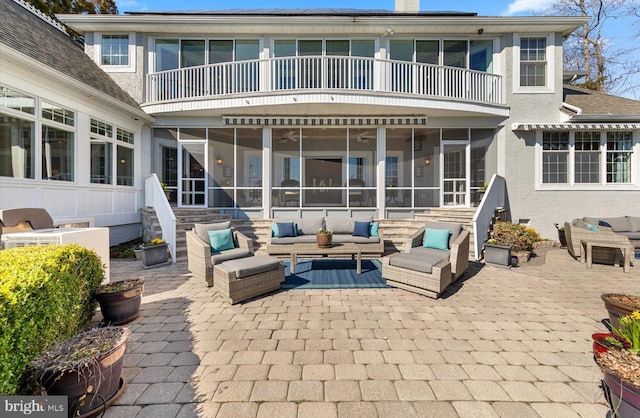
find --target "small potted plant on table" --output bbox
[140,237,169,268]
[316,228,333,248]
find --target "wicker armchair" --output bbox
[186,228,254,287]
[382,225,470,299]
[564,221,633,265]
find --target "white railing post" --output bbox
[145,173,177,264]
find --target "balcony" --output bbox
[146,56,503,107]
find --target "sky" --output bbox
[116,0,553,16]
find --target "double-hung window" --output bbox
[42,102,75,182]
[520,37,547,87]
[542,132,569,184]
[97,33,135,72]
[607,132,633,183]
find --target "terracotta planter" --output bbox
[316,233,333,248]
[32,327,129,417]
[95,278,145,325]
[484,243,512,267]
[141,243,169,268]
[603,371,640,418]
[602,293,640,331]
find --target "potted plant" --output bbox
[27,326,130,417]
[602,293,640,330]
[597,311,640,417]
[140,237,169,268]
[484,222,538,267]
[95,278,144,325]
[484,238,512,267]
[554,223,567,248]
[316,228,333,248]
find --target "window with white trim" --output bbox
[90,118,134,186]
[542,132,568,184]
[520,37,547,87]
[607,132,632,183]
[541,131,635,186]
[101,34,129,66]
[42,101,74,126]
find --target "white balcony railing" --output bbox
[146,56,503,105]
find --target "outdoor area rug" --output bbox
[281,259,389,289]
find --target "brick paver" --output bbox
[106,248,636,417]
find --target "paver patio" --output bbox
[103,248,638,417]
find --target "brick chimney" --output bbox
[395,0,419,13]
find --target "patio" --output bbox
[103,249,637,417]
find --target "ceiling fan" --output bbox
[276,129,301,142]
[353,130,375,143]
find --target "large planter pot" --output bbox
[141,243,169,268]
[602,293,640,331]
[95,278,145,325]
[316,233,333,248]
[30,327,129,417]
[484,243,512,267]
[558,229,567,248]
[603,371,640,418]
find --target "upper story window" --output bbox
[154,38,261,72]
[540,130,635,187]
[520,37,547,87]
[514,34,553,92]
[95,33,135,72]
[388,39,494,72]
[0,86,35,114]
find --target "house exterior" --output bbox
[2,0,639,244]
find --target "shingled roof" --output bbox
[564,84,640,116]
[0,0,142,111]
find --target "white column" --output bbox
[377,127,386,217]
[262,127,271,218]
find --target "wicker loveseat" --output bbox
[186,221,254,286]
[381,221,470,299]
[564,219,634,265]
[266,216,384,257]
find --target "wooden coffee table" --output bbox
[290,243,362,274]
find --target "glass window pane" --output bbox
[155,39,179,71]
[443,40,467,68]
[101,34,129,66]
[416,40,439,64]
[42,102,74,126]
[298,40,322,56]
[0,86,35,114]
[209,40,233,64]
[352,40,375,58]
[389,40,413,61]
[181,40,205,68]
[236,40,260,61]
[0,114,34,179]
[520,37,546,87]
[90,142,112,184]
[116,128,135,144]
[42,125,74,182]
[470,40,493,72]
[414,128,440,188]
[117,146,134,186]
[274,40,296,57]
[327,40,350,56]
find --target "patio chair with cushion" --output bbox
[186,221,254,286]
[382,221,470,298]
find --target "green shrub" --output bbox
[491,222,539,252]
[0,244,104,395]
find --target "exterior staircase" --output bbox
[142,207,479,263]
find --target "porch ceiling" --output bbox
[142,92,510,119]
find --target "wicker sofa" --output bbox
[381,221,470,299]
[564,219,634,265]
[186,221,254,286]
[266,216,384,257]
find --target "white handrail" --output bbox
[472,174,508,261]
[146,56,502,104]
[145,173,177,264]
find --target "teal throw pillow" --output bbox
[586,223,600,232]
[369,222,380,237]
[271,223,279,237]
[208,228,235,253]
[423,227,450,250]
